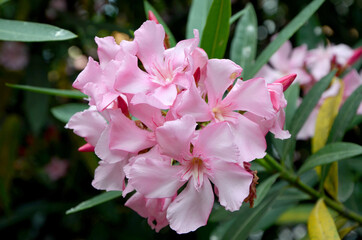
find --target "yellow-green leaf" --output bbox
[308,199,340,240]
[312,78,344,153]
[338,224,358,239]
[312,78,344,199]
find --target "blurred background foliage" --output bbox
[0,0,361,239]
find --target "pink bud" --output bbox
[148,10,159,24]
[78,143,95,152]
[274,73,297,92]
[347,47,362,66]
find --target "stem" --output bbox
[264,154,362,224]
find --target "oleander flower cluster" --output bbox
[66,20,295,234]
[256,40,362,139]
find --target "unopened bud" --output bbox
[148,10,159,24]
[274,73,297,92]
[78,143,95,152]
[347,47,362,66]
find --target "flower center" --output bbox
[212,107,225,122]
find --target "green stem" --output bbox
[264,154,362,224]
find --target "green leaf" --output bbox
[307,199,340,240]
[229,8,246,25]
[6,83,87,99]
[298,142,362,174]
[200,0,231,59]
[285,82,300,130]
[253,173,279,207]
[295,15,325,49]
[143,1,176,47]
[338,161,354,203]
[51,103,88,123]
[221,190,280,240]
[0,0,10,6]
[0,19,77,42]
[327,84,362,143]
[230,3,257,77]
[282,70,336,168]
[186,0,213,39]
[66,191,123,214]
[244,0,325,79]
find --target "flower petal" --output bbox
[211,160,253,211]
[128,103,165,130]
[167,177,214,234]
[134,20,165,72]
[109,109,155,153]
[128,155,184,198]
[193,122,239,163]
[92,160,126,191]
[231,115,267,162]
[156,115,196,160]
[224,78,275,119]
[65,108,107,146]
[205,59,242,106]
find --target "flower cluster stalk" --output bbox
[264,154,362,224]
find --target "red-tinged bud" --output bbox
[347,47,362,66]
[148,10,159,24]
[274,73,297,92]
[78,143,95,152]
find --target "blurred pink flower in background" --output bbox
[0,42,29,71]
[44,157,69,181]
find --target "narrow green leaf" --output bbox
[143,1,176,47]
[285,83,300,130]
[51,103,88,123]
[253,173,280,207]
[0,19,77,42]
[282,71,336,168]
[230,3,257,77]
[229,8,246,25]
[245,0,325,79]
[298,142,362,174]
[200,0,231,59]
[6,83,87,99]
[221,190,280,240]
[327,85,362,143]
[186,0,213,39]
[66,191,122,214]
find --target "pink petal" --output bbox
[205,59,242,106]
[114,54,152,94]
[95,36,121,67]
[95,126,129,164]
[290,44,307,68]
[167,177,214,234]
[231,115,267,162]
[128,155,184,198]
[210,160,253,211]
[224,78,275,119]
[269,109,291,139]
[65,108,107,146]
[343,69,362,98]
[156,115,196,160]
[131,84,178,109]
[128,103,165,130]
[270,40,292,72]
[171,80,212,122]
[134,21,165,72]
[109,109,155,153]
[92,160,126,191]
[193,122,239,163]
[255,65,283,84]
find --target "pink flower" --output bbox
[306,44,354,81]
[256,40,311,85]
[127,21,200,109]
[0,42,29,71]
[127,116,253,233]
[45,157,69,181]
